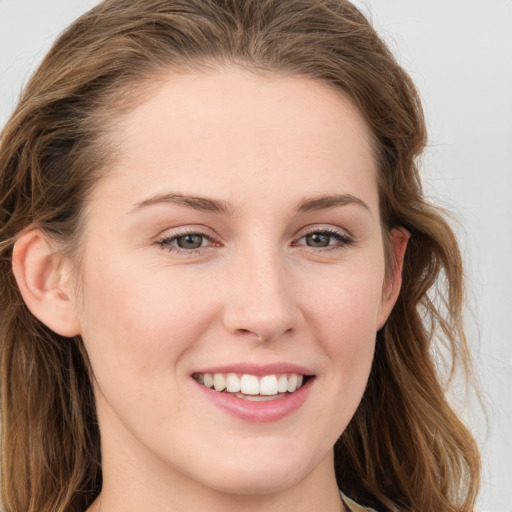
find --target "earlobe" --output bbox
[12,229,81,337]
[377,227,410,330]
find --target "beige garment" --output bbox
[341,491,379,512]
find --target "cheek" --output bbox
[306,261,384,342]
[76,259,223,444]
[305,262,383,393]
[77,252,218,387]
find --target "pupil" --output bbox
[307,233,330,247]
[177,234,203,249]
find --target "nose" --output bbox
[222,249,304,343]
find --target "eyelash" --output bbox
[155,227,354,255]
[293,227,354,252]
[155,229,218,255]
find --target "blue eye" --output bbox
[155,227,351,255]
[296,229,352,249]
[156,231,213,253]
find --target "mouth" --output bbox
[192,372,311,402]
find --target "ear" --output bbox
[376,227,410,330]
[12,229,81,337]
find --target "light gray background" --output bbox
[1,1,511,511]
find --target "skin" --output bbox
[13,68,407,512]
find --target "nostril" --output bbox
[234,328,271,341]
[234,327,295,343]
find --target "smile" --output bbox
[193,372,306,401]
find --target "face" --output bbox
[72,69,401,496]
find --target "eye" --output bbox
[173,233,209,249]
[155,229,218,254]
[304,232,333,248]
[294,228,353,250]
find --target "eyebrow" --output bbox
[296,193,370,214]
[130,192,369,215]
[130,192,235,215]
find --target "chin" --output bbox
[204,468,304,496]
[187,447,321,496]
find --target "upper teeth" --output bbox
[194,373,304,396]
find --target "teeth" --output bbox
[196,372,306,397]
[240,374,259,395]
[226,373,241,392]
[259,375,278,395]
[287,374,298,393]
[278,374,288,393]
[213,373,226,392]
[238,393,283,401]
[203,374,214,388]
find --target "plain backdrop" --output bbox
[1,1,511,511]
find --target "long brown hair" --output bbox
[0,1,480,511]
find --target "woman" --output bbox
[0,1,480,511]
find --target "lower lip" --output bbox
[195,378,313,423]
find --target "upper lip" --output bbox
[192,362,314,377]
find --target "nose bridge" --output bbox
[223,243,302,342]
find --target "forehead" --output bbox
[92,68,378,213]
